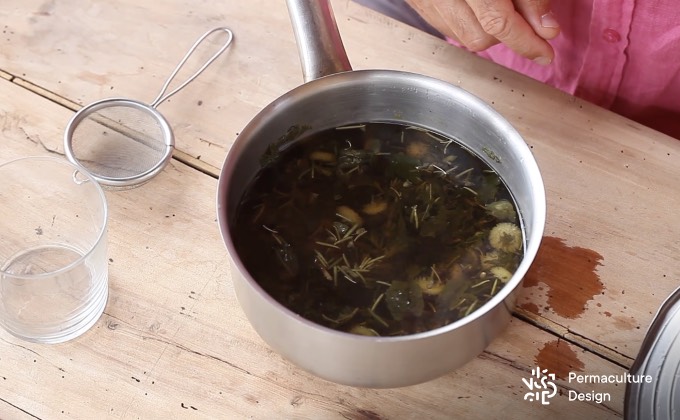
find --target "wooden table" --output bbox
[1,1,678,418]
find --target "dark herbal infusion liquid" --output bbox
[233,122,524,336]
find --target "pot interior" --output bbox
[220,69,545,314]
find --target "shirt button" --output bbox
[602,29,621,43]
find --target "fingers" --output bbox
[430,0,499,52]
[513,0,560,40]
[404,1,468,45]
[467,0,555,63]
[405,0,558,64]
[406,0,499,51]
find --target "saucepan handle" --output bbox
[286,0,353,82]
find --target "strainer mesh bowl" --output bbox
[66,99,173,186]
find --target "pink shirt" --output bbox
[462,0,680,139]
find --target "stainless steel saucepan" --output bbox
[217,0,546,387]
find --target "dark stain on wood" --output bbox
[524,236,603,319]
[342,409,384,420]
[613,315,637,330]
[358,409,383,420]
[519,302,540,314]
[244,394,260,405]
[535,340,585,380]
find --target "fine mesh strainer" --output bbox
[64,27,234,189]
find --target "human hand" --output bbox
[405,0,560,65]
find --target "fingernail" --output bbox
[540,12,560,29]
[533,56,552,65]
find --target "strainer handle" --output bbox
[149,27,234,108]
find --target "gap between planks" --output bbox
[5,72,221,179]
[514,308,634,370]
[5,70,634,370]
[0,69,13,81]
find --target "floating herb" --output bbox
[482,146,502,163]
[260,124,312,167]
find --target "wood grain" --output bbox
[1,0,679,417]
[0,64,625,420]
[0,4,677,365]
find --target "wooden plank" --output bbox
[0,72,626,419]
[0,0,298,174]
[12,76,80,111]
[1,319,627,419]
[516,308,635,369]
